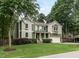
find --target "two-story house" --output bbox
[13,18,62,43]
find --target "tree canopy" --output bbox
[0,0,39,47]
[47,0,79,35]
[37,13,46,22]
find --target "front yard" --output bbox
[0,43,79,58]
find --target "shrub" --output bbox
[32,39,37,43]
[43,39,52,43]
[0,39,8,46]
[12,38,37,45]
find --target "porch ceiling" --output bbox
[33,31,50,33]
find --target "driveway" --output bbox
[38,51,79,58]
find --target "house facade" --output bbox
[14,18,62,43]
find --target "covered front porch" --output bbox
[32,32,50,43]
[32,32,50,39]
[32,32,62,43]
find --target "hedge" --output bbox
[12,38,37,45]
[42,39,52,43]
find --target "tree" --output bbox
[47,0,76,35]
[0,0,39,49]
[71,0,79,35]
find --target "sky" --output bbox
[37,0,57,16]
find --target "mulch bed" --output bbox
[4,48,16,52]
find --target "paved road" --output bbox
[38,51,79,58]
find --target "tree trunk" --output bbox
[8,29,11,48]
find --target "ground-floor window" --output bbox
[25,33,28,37]
[32,33,35,39]
[50,33,53,37]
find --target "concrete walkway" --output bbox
[38,51,79,58]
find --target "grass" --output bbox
[0,43,79,58]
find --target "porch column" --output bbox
[35,33,36,39]
[40,33,42,43]
[18,22,20,38]
[48,33,50,38]
[44,33,46,39]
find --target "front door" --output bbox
[36,33,40,39]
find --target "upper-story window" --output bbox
[39,26,42,30]
[37,25,39,31]
[25,24,28,28]
[32,24,35,31]
[52,24,58,35]
[54,25,58,31]
[44,26,46,31]
[46,26,48,32]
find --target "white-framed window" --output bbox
[32,24,35,31]
[54,25,58,31]
[35,25,40,31]
[25,33,28,37]
[39,26,42,30]
[25,24,28,28]
[35,25,38,31]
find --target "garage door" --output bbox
[51,37,61,43]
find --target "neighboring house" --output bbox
[13,18,62,43]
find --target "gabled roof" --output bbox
[48,20,62,26]
[19,16,62,27]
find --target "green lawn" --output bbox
[0,43,79,58]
